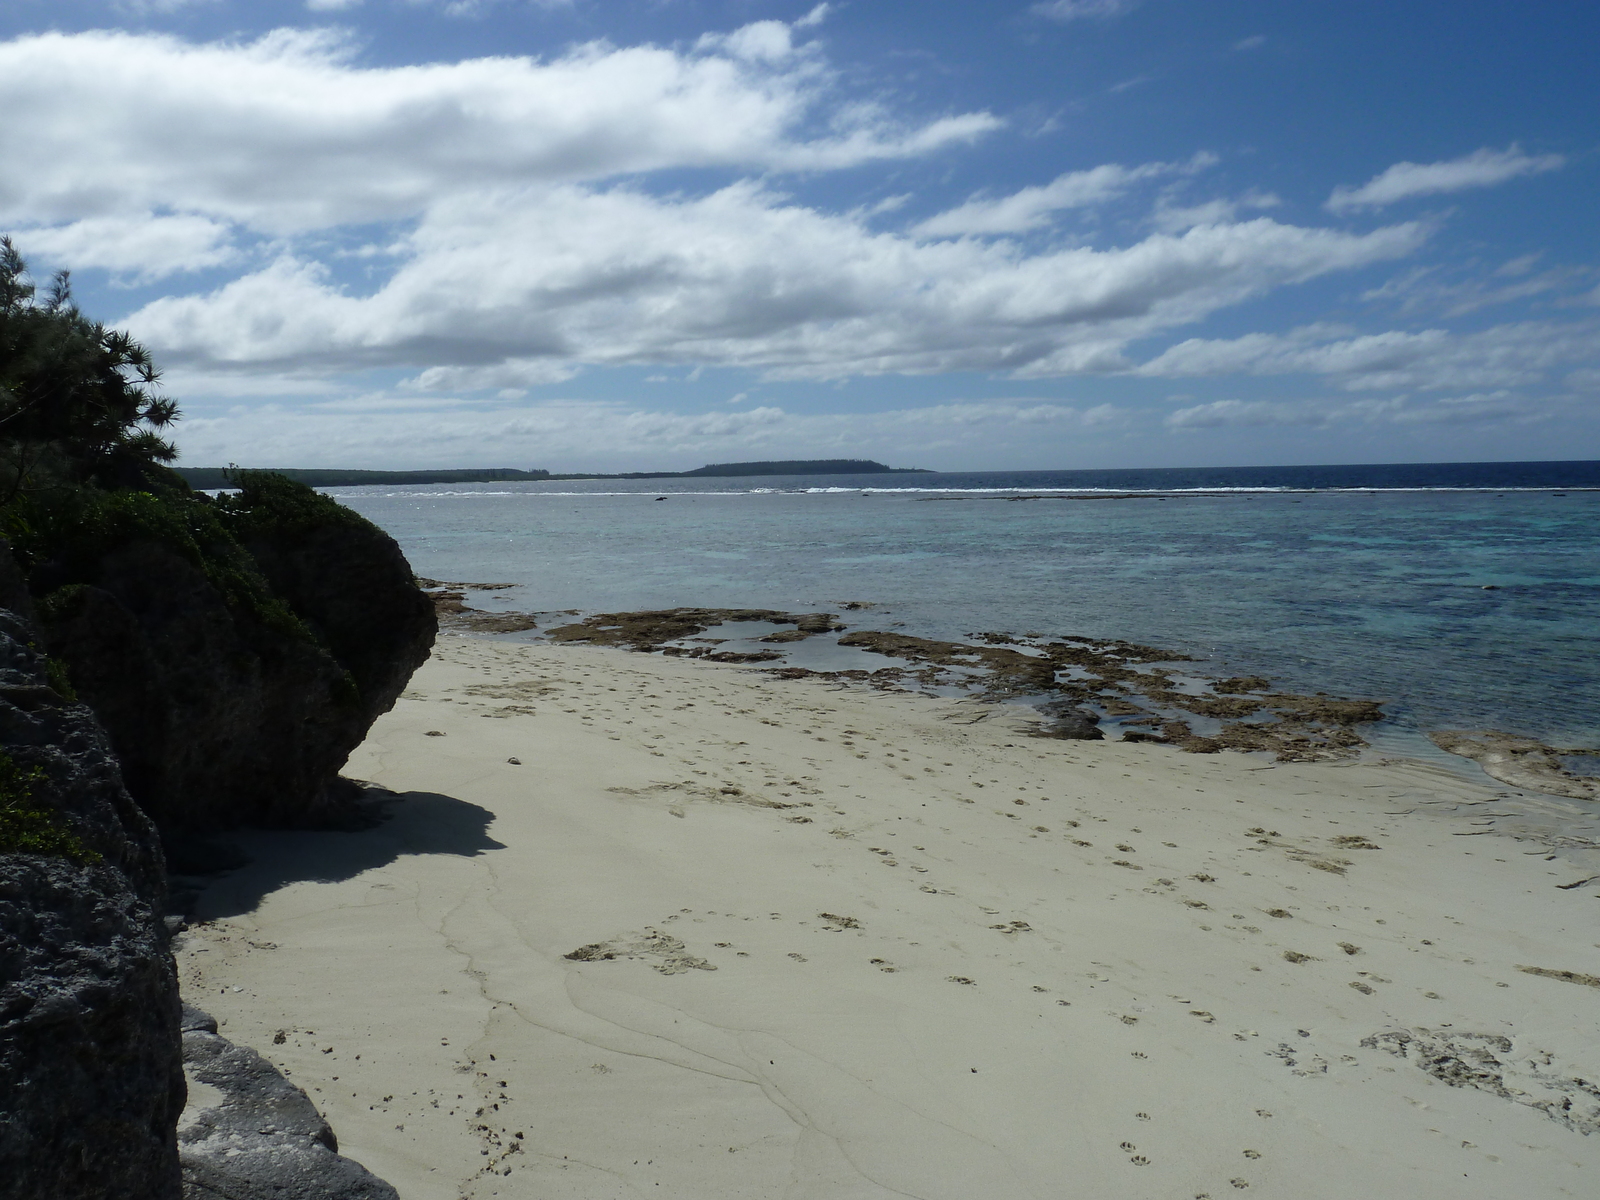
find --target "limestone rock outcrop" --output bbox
[25,476,436,831]
[178,1005,398,1200]
[0,609,184,1200]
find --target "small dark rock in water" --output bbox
[179,1005,398,1200]
[1481,584,1500,590]
[507,757,522,765]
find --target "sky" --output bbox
[1,0,1596,472]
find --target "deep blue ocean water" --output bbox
[327,462,1600,754]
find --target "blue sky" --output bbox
[2,0,1595,471]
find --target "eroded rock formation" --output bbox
[0,608,184,1200]
[26,477,436,831]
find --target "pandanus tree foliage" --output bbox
[0,236,179,500]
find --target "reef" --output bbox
[534,609,1387,762]
[1429,731,1600,800]
[546,607,843,651]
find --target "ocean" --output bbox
[327,461,1600,770]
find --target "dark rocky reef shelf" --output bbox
[449,598,1389,764]
[545,607,844,654]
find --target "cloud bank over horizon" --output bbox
[0,2,1592,470]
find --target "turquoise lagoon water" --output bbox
[326,464,1600,759]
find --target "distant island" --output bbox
[175,459,929,488]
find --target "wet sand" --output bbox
[179,635,1600,1199]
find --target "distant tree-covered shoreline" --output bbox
[175,459,930,488]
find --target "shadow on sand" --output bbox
[184,789,507,921]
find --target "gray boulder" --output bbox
[178,1005,398,1200]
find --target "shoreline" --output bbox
[438,595,1600,807]
[176,635,1600,1199]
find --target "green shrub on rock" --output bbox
[0,751,99,864]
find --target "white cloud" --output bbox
[170,393,1129,469]
[3,26,1432,395]
[1139,318,1600,392]
[915,153,1216,237]
[695,21,802,63]
[1361,258,1584,318]
[306,0,363,11]
[1165,399,1313,429]
[115,0,220,13]
[1149,187,1278,234]
[1031,0,1140,22]
[405,359,581,391]
[416,0,575,15]
[1234,35,1266,51]
[1326,145,1565,213]
[1162,391,1542,432]
[794,4,832,29]
[0,27,999,239]
[122,182,1425,382]
[11,214,236,280]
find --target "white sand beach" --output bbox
[179,635,1600,1200]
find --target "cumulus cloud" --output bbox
[306,0,363,11]
[11,214,236,281]
[1139,318,1600,392]
[123,182,1425,382]
[1326,145,1565,213]
[0,27,999,239]
[914,153,1216,237]
[1031,0,1140,22]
